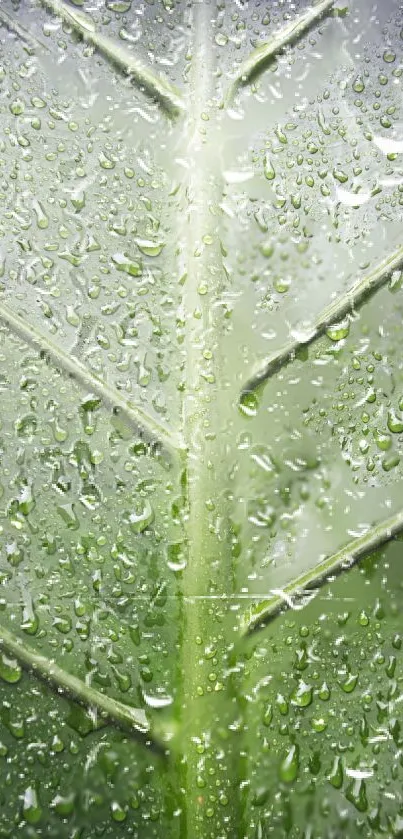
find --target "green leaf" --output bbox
[0,1,402,836]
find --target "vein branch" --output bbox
[37,0,185,118]
[224,0,336,107]
[241,506,403,636]
[0,301,182,454]
[0,622,166,752]
[241,244,403,396]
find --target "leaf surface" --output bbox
[0,1,402,837]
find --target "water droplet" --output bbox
[311,717,327,732]
[22,786,42,825]
[239,391,258,418]
[0,653,22,684]
[10,98,25,115]
[135,238,164,257]
[374,430,392,451]
[291,680,313,708]
[111,801,127,822]
[106,0,131,10]
[99,151,115,169]
[112,253,142,276]
[57,503,80,530]
[318,681,330,701]
[129,500,154,533]
[263,156,275,181]
[358,610,369,626]
[328,756,343,789]
[382,453,400,472]
[326,318,350,341]
[6,541,24,567]
[129,624,141,646]
[333,168,348,184]
[112,666,132,693]
[142,692,173,709]
[352,74,365,93]
[279,745,299,783]
[53,616,72,634]
[341,673,358,693]
[262,704,273,726]
[32,199,48,229]
[387,410,403,433]
[21,597,39,635]
[346,778,368,812]
[51,793,76,816]
[276,693,289,715]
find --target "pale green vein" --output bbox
[38,0,185,118]
[241,244,403,396]
[0,300,182,454]
[0,7,49,54]
[224,0,336,107]
[0,622,166,748]
[241,507,403,636]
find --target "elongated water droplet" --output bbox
[23,786,42,825]
[279,745,299,783]
[263,155,275,181]
[346,778,368,812]
[328,756,343,789]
